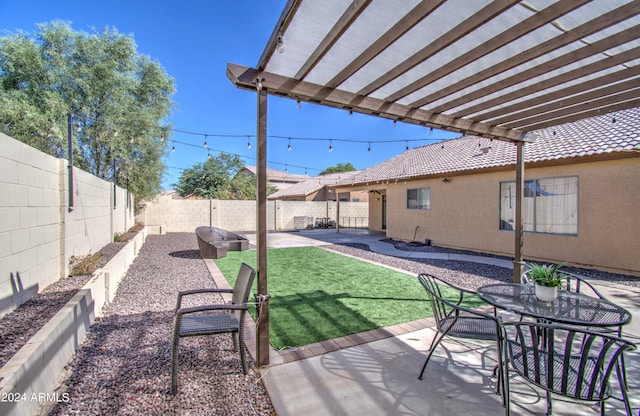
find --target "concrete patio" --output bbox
[234,229,640,416]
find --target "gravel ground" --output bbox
[43,233,274,416]
[2,231,636,415]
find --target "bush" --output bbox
[69,253,102,276]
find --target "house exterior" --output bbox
[238,166,307,192]
[269,171,369,202]
[334,109,640,276]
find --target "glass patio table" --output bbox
[476,283,631,327]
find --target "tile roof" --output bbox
[342,108,640,186]
[243,166,308,182]
[269,171,361,198]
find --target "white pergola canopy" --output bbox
[227,0,640,367]
[229,0,640,142]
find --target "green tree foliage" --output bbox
[319,162,356,175]
[0,21,175,202]
[174,153,277,200]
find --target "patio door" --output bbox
[382,194,386,230]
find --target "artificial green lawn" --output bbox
[214,246,483,349]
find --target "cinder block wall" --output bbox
[0,133,133,318]
[138,195,368,233]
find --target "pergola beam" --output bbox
[227,62,533,142]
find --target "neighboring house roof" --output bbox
[242,166,308,183]
[269,171,361,199]
[342,108,640,185]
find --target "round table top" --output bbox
[477,283,631,327]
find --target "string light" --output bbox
[296,99,301,109]
[171,142,176,153]
[255,77,263,91]
[75,123,82,133]
[203,134,208,149]
[349,110,353,119]
[406,141,409,151]
[276,36,284,54]
[247,136,252,149]
[329,139,333,153]
[367,142,371,153]
[287,138,292,151]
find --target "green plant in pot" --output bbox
[525,263,565,302]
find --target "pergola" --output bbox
[227,0,640,366]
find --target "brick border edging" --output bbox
[204,258,435,366]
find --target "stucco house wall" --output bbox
[351,156,639,275]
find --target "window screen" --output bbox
[407,188,430,210]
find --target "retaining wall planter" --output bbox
[0,227,154,416]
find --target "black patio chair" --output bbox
[502,321,636,416]
[171,262,256,395]
[417,273,504,396]
[522,267,631,385]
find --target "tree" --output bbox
[173,153,277,200]
[319,162,356,175]
[0,21,175,202]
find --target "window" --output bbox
[500,176,578,235]
[407,188,430,210]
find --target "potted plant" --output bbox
[525,263,565,302]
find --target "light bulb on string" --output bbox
[296,99,301,109]
[207,151,211,159]
[276,36,284,54]
[203,135,208,149]
[75,123,82,133]
[405,141,409,151]
[329,139,333,153]
[129,136,134,144]
[113,129,118,137]
[171,143,176,153]
[288,138,292,151]
[247,136,252,149]
[367,142,371,153]
[255,77,263,91]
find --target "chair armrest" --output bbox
[430,275,476,306]
[176,303,249,317]
[175,288,234,309]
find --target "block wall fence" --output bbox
[0,133,134,318]
[137,194,369,233]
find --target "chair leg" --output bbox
[171,325,181,395]
[232,332,239,352]
[418,331,447,380]
[239,328,248,374]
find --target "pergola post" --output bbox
[513,140,525,283]
[256,87,270,366]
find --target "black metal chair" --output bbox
[522,267,630,386]
[171,262,256,395]
[502,321,636,416]
[417,273,504,394]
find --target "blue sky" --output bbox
[0,0,457,190]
